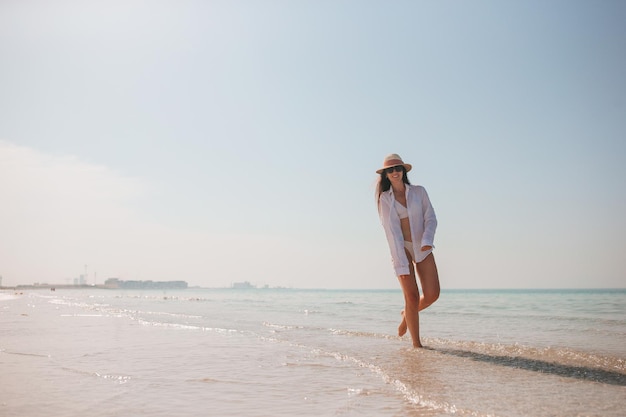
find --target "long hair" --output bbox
[376,168,411,210]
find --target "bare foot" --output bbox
[398,310,407,337]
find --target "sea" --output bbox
[1,288,624,417]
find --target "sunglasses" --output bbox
[384,165,404,174]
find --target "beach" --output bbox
[1,288,624,416]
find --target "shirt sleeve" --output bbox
[420,187,437,248]
[379,194,411,276]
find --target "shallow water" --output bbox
[1,288,624,416]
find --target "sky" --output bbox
[1,0,625,289]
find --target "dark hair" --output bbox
[376,167,411,206]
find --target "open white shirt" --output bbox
[378,184,437,276]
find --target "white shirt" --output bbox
[378,184,437,276]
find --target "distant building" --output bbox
[104,278,188,289]
[232,281,255,289]
[104,278,121,288]
[74,275,87,286]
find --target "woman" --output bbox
[376,153,440,348]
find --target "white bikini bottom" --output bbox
[403,241,415,260]
[404,241,433,263]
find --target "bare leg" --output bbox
[397,249,422,347]
[398,253,440,340]
[398,274,421,347]
[415,253,440,310]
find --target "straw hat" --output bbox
[376,153,412,174]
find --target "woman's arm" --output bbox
[420,187,437,249]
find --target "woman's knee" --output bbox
[404,292,420,310]
[417,257,440,303]
[424,287,440,304]
[398,274,420,309]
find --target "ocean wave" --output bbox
[262,322,305,330]
[328,327,399,340]
[0,292,18,301]
[134,318,240,334]
[314,346,491,417]
[0,349,51,358]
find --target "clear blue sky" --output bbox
[1,0,625,289]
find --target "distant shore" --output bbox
[0,278,189,291]
[1,284,105,290]
[0,284,189,291]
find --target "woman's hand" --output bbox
[420,245,432,252]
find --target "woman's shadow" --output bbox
[429,347,626,386]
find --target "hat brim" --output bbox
[376,163,412,174]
